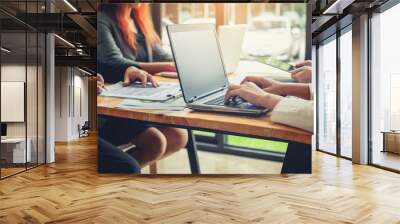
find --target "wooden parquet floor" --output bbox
[1,136,400,224]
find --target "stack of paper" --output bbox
[101,82,181,102]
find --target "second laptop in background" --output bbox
[218,24,247,75]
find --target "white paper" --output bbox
[100,82,181,101]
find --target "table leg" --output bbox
[186,129,200,174]
[281,141,311,174]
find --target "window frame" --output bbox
[338,24,353,159]
[368,0,400,173]
[0,1,47,180]
[315,20,353,160]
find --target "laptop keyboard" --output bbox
[205,95,245,106]
[205,96,226,106]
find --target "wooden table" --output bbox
[98,61,312,174]
[382,131,400,154]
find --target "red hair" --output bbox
[114,3,160,53]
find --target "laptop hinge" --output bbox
[189,86,226,103]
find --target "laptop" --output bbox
[218,24,247,74]
[167,24,269,116]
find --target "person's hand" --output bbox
[240,75,281,89]
[224,82,283,109]
[291,66,312,83]
[97,74,105,94]
[123,66,159,87]
[241,76,286,95]
[295,60,312,68]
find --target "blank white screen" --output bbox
[170,29,228,101]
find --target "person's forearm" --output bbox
[270,98,314,132]
[138,63,158,74]
[138,62,173,74]
[279,83,311,100]
[257,94,283,109]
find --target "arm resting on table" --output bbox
[270,98,314,132]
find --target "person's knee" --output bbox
[166,128,188,151]
[145,128,167,160]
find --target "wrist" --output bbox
[270,83,288,95]
[260,94,282,109]
[124,66,142,81]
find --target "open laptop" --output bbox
[167,24,268,116]
[218,24,247,74]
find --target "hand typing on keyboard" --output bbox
[224,82,283,109]
[226,96,245,105]
[205,95,244,107]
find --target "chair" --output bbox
[78,121,90,138]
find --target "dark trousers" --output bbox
[98,137,141,174]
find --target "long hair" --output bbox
[100,3,160,53]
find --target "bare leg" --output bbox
[158,127,188,159]
[130,127,167,167]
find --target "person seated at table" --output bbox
[97,3,187,168]
[225,76,313,132]
[291,60,312,83]
[97,74,188,169]
[97,3,176,84]
[97,75,140,174]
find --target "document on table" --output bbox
[118,97,186,111]
[100,82,182,102]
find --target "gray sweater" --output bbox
[97,11,172,82]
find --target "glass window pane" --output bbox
[1,30,28,177]
[160,3,306,65]
[27,31,38,168]
[193,131,215,137]
[318,37,337,154]
[339,29,352,158]
[226,135,287,153]
[240,3,306,64]
[38,33,46,165]
[371,4,400,171]
[161,3,216,47]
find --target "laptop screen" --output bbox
[168,24,228,102]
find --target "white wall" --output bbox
[55,66,69,141]
[54,67,89,141]
[1,64,46,164]
[1,65,26,138]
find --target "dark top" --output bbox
[97,11,172,83]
